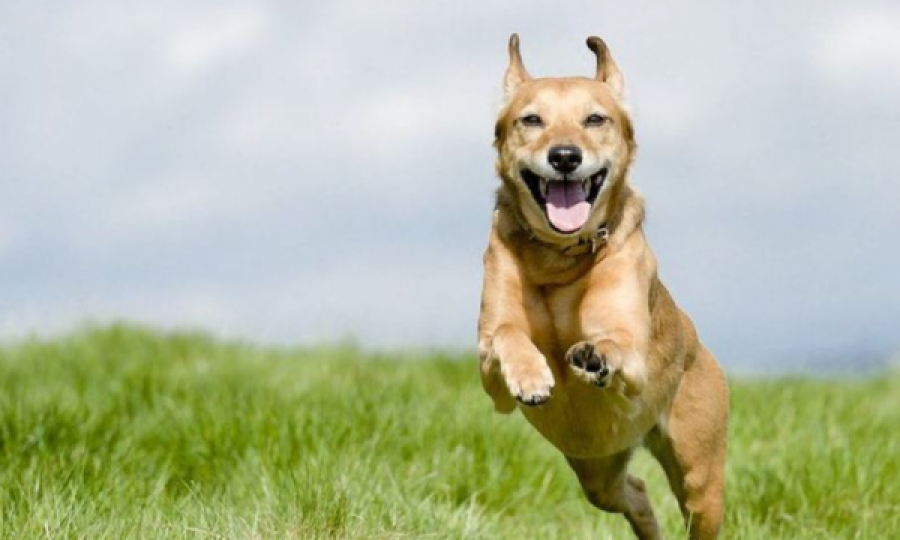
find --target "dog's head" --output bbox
[494,34,636,239]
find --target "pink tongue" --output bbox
[546,182,589,232]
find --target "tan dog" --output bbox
[477,34,729,540]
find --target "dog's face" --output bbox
[495,35,635,237]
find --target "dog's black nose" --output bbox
[548,145,582,174]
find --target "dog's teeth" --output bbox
[540,178,549,197]
[583,179,590,194]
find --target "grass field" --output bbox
[0,325,897,539]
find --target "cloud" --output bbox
[811,5,900,96]
[161,5,269,78]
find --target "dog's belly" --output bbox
[518,375,658,458]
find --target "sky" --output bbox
[1,1,898,372]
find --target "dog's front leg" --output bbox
[479,324,554,410]
[478,234,554,412]
[566,245,654,398]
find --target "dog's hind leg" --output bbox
[646,346,728,540]
[567,451,662,540]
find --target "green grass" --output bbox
[0,325,897,539]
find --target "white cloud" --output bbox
[76,172,252,247]
[811,6,900,94]
[161,5,269,78]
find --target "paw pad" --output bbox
[566,342,612,387]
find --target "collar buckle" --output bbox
[591,227,609,254]
[559,225,609,257]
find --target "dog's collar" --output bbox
[513,211,610,257]
[558,226,610,256]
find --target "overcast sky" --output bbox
[1,1,898,371]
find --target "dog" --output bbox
[477,34,729,540]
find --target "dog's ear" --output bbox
[503,33,531,98]
[586,36,625,100]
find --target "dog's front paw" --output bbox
[566,341,613,387]
[500,357,555,406]
[566,340,647,397]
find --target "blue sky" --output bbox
[1,1,898,371]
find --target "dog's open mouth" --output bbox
[521,167,608,233]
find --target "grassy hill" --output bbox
[0,325,896,539]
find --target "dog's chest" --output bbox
[536,280,588,354]
[522,280,656,457]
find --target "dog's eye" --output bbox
[520,114,544,127]
[585,113,608,127]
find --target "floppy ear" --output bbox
[503,33,531,98]
[586,36,625,99]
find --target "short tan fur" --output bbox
[477,34,729,540]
